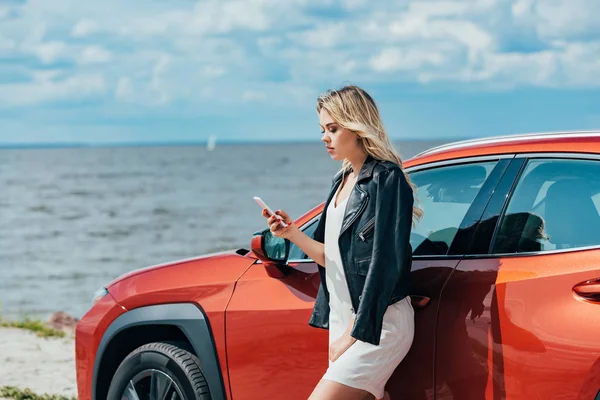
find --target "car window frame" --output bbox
[287,214,321,262]
[405,154,514,260]
[480,152,600,258]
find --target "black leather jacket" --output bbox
[308,154,414,346]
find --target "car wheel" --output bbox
[107,341,211,400]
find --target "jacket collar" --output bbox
[313,154,379,244]
[332,153,379,238]
[333,153,378,184]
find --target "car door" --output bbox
[226,217,328,400]
[386,156,513,399]
[436,154,600,400]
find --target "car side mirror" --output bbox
[251,228,291,278]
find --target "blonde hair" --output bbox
[317,85,423,225]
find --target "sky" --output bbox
[0,0,599,145]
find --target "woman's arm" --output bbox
[289,228,326,267]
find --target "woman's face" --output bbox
[319,108,361,161]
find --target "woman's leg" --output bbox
[308,379,375,400]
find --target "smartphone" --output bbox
[253,196,288,227]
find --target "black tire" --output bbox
[107,341,211,400]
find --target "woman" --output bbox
[262,85,422,400]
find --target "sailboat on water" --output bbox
[207,134,217,151]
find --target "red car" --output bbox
[76,131,600,400]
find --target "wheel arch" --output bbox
[92,302,226,400]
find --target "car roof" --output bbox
[404,130,600,168]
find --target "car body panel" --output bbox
[387,258,461,398]
[435,258,499,399]
[75,292,127,400]
[225,259,326,399]
[79,252,256,400]
[440,251,600,400]
[92,303,228,400]
[493,251,600,399]
[406,132,600,168]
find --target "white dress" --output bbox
[321,180,415,400]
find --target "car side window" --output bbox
[288,218,319,260]
[492,158,600,253]
[408,161,498,256]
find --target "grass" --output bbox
[0,386,76,400]
[0,306,75,399]
[0,316,66,338]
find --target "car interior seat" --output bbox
[544,179,600,249]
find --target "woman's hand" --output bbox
[262,209,296,240]
[329,332,357,362]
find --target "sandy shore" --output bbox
[0,327,77,398]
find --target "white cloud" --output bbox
[32,41,67,64]
[388,18,494,66]
[202,66,226,78]
[190,0,271,34]
[31,69,64,82]
[242,90,268,102]
[77,46,112,65]
[341,0,369,10]
[413,40,600,88]
[512,0,600,40]
[149,55,171,105]
[511,0,534,17]
[354,0,600,87]
[466,50,559,86]
[0,34,15,51]
[407,1,471,18]
[0,7,9,20]
[71,19,99,37]
[115,77,134,102]
[0,73,106,107]
[288,23,347,49]
[116,0,299,39]
[370,47,446,72]
[0,0,599,110]
[557,41,600,86]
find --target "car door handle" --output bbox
[410,295,431,309]
[573,279,600,301]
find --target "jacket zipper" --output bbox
[357,217,375,241]
[337,238,358,314]
[336,188,369,315]
[339,196,369,315]
[339,190,369,238]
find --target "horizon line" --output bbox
[0,137,466,150]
